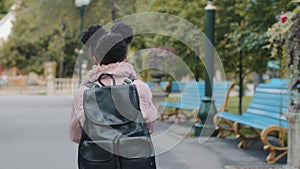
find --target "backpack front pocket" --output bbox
[80,140,115,169]
[118,137,156,169]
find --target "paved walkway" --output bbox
[0,95,286,169]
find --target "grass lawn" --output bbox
[226,96,252,114]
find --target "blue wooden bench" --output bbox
[214,80,289,163]
[145,82,153,88]
[159,81,235,124]
[145,81,187,93]
[170,81,187,93]
[159,81,187,93]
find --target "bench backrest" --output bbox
[171,81,187,92]
[145,82,153,88]
[245,82,289,122]
[159,81,187,93]
[178,82,204,108]
[178,81,233,109]
[269,78,287,85]
[213,82,233,109]
[146,81,187,93]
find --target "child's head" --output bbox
[93,22,133,65]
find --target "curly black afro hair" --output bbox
[111,22,133,44]
[94,33,127,65]
[81,24,107,44]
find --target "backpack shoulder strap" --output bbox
[129,77,136,81]
[123,77,137,85]
[84,82,96,88]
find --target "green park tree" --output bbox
[215,0,297,114]
[129,0,207,81]
[0,0,10,19]
[0,0,6,12]
[216,0,296,79]
[0,0,297,81]
[0,0,154,77]
[0,0,110,77]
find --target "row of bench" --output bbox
[155,78,293,163]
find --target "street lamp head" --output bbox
[75,0,91,7]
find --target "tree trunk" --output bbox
[253,72,263,90]
[194,63,200,81]
[239,50,243,115]
[58,60,64,78]
[111,0,118,21]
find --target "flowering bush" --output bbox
[266,8,300,112]
[266,12,294,77]
[287,10,300,112]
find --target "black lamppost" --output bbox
[75,0,91,84]
[195,0,217,136]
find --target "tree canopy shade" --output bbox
[215,0,297,77]
[214,0,297,114]
[0,0,111,77]
[0,0,6,12]
[0,0,159,77]
[0,0,10,19]
[132,0,207,81]
[0,0,297,79]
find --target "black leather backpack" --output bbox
[78,73,156,169]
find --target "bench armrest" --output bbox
[218,82,235,112]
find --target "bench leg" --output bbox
[173,108,181,124]
[180,111,193,120]
[193,107,200,123]
[158,107,181,124]
[159,107,192,125]
[173,108,192,124]
[158,105,174,121]
[261,126,288,164]
[158,105,165,121]
[213,115,235,139]
[233,122,261,149]
[158,105,167,121]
